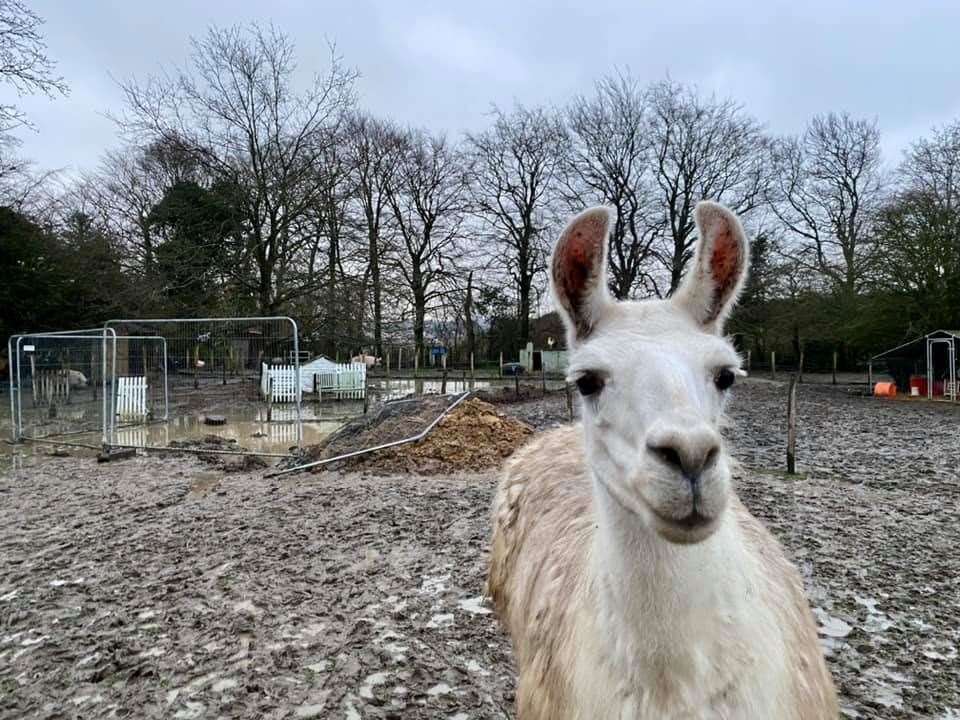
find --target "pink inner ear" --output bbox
[710,226,741,297]
[556,217,605,313]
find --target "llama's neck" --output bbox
[590,473,756,654]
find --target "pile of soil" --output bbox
[305,396,534,475]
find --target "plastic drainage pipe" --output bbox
[264,391,472,479]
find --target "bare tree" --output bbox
[80,140,202,277]
[0,0,67,134]
[0,0,67,195]
[117,23,356,313]
[768,113,884,297]
[647,79,767,294]
[899,121,960,213]
[466,104,567,344]
[344,113,404,357]
[304,138,355,356]
[564,73,662,299]
[386,130,469,361]
[877,125,960,333]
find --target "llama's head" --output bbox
[552,201,749,545]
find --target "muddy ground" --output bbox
[1,379,958,719]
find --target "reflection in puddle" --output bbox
[112,415,342,455]
[370,379,491,401]
[0,399,359,462]
[112,403,355,455]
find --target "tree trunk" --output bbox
[258,272,273,315]
[413,291,426,369]
[369,227,383,358]
[464,271,476,362]
[519,274,532,346]
[326,221,339,357]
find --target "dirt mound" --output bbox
[315,397,534,475]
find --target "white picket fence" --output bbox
[32,369,72,406]
[115,376,149,422]
[262,362,365,403]
[306,363,366,400]
[261,363,301,403]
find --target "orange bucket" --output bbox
[873,382,897,398]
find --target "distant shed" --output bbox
[870,330,959,400]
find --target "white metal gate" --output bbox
[927,337,957,400]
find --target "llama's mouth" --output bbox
[648,504,719,543]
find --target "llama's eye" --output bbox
[575,372,605,397]
[714,368,736,391]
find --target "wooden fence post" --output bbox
[798,350,805,384]
[386,351,391,378]
[441,369,448,395]
[267,376,273,422]
[832,350,837,385]
[470,352,475,379]
[398,347,403,372]
[786,375,798,474]
[499,352,503,378]
[771,351,777,380]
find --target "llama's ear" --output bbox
[551,206,612,345]
[673,201,750,332]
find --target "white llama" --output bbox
[488,201,838,719]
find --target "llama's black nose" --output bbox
[647,427,721,483]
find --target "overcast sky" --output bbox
[12,0,960,176]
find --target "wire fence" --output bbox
[7,330,170,445]
[103,317,303,452]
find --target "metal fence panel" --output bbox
[9,330,117,444]
[7,331,170,446]
[103,317,302,453]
